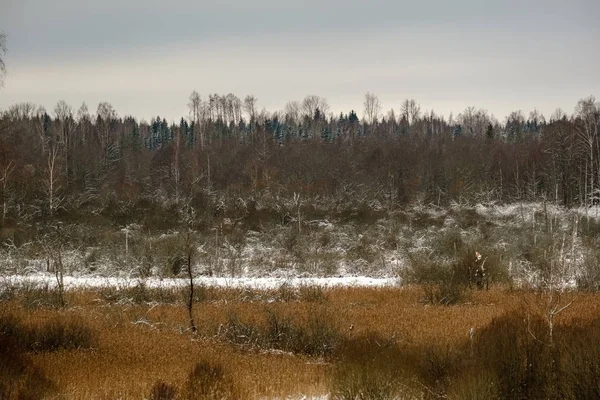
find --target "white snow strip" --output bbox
[0,274,398,291]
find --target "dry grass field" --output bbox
[2,284,600,399]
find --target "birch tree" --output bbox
[575,96,600,206]
[363,92,381,125]
[96,102,119,172]
[244,95,258,122]
[188,90,202,147]
[45,146,63,217]
[401,99,421,126]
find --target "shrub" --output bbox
[0,333,55,400]
[451,246,508,288]
[99,282,181,304]
[553,318,600,399]
[422,282,466,306]
[474,310,552,400]
[274,282,297,302]
[265,311,339,357]
[29,317,96,352]
[148,380,177,400]
[222,313,261,347]
[577,248,600,291]
[331,334,422,400]
[416,344,466,395]
[298,285,328,303]
[402,255,469,305]
[0,315,56,399]
[446,370,499,400]
[450,207,481,229]
[185,360,237,400]
[222,310,339,357]
[0,314,96,353]
[15,282,65,309]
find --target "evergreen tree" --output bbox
[485,123,494,140]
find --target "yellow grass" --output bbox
[2,285,599,399]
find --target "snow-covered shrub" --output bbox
[577,248,600,291]
[401,254,470,305]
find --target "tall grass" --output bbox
[1,286,600,398]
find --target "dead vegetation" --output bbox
[1,285,600,399]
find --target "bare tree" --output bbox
[183,205,198,334]
[230,94,242,124]
[284,101,301,124]
[244,95,258,122]
[0,160,15,226]
[76,102,91,147]
[77,102,90,123]
[301,95,330,118]
[0,32,6,88]
[528,109,546,127]
[363,92,382,125]
[34,106,49,156]
[550,108,567,123]
[171,127,182,203]
[188,90,202,147]
[457,106,492,137]
[400,99,421,126]
[45,146,64,217]
[53,100,74,185]
[96,102,119,171]
[6,102,37,121]
[575,96,599,207]
[188,90,201,124]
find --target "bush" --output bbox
[222,310,339,357]
[577,248,600,291]
[222,313,261,347]
[0,315,55,399]
[553,318,600,399]
[446,369,499,400]
[99,282,181,304]
[265,311,339,357]
[9,282,65,309]
[451,246,507,288]
[0,333,55,400]
[422,282,466,306]
[0,314,96,353]
[474,311,551,399]
[331,334,422,400]
[298,285,328,303]
[402,255,469,305]
[416,344,466,395]
[29,317,96,352]
[185,360,237,400]
[148,380,177,400]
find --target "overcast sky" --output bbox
[0,0,598,122]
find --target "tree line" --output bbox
[0,92,598,229]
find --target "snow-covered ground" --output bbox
[1,202,597,291]
[0,273,398,291]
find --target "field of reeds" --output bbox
[2,283,600,399]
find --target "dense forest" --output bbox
[0,93,599,233]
